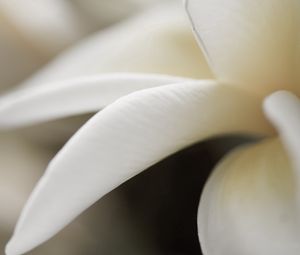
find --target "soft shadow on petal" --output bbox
[0,73,188,128]
[19,1,211,88]
[6,81,271,255]
[185,0,297,94]
[198,138,300,255]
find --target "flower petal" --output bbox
[0,132,50,231]
[185,0,297,93]
[0,17,43,90]
[6,81,271,255]
[264,91,300,184]
[0,0,96,90]
[198,138,300,255]
[0,73,187,128]
[21,1,211,88]
[0,0,91,54]
[72,0,163,26]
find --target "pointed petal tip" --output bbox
[5,238,19,255]
[5,234,35,255]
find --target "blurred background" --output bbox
[0,1,252,254]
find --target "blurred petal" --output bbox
[0,73,187,128]
[264,91,300,183]
[0,0,91,90]
[0,132,51,231]
[6,81,271,255]
[21,1,211,88]
[0,0,91,54]
[186,0,297,93]
[0,16,43,90]
[198,138,300,255]
[0,0,168,90]
[71,0,163,26]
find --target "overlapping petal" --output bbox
[186,0,298,94]
[20,1,211,88]
[198,138,300,255]
[6,81,271,255]
[0,73,187,128]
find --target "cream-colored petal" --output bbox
[20,1,211,88]
[0,73,187,128]
[264,91,300,185]
[185,0,297,94]
[6,81,270,255]
[199,138,300,255]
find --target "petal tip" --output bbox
[5,234,34,255]
[5,238,18,255]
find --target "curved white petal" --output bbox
[6,81,271,255]
[264,91,300,185]
[198,138,300,255]
[185,0,297,93]
[20,1,211,88]
[0,73,187,128]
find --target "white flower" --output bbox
[2,0,300,255]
